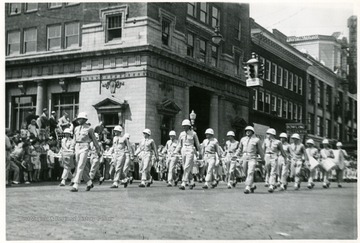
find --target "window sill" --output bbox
[104,40,124,46]
[65,3,80,7]
[9,13,21,16]
[49,6,63,10]
[25,10,38,13]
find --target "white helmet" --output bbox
[182,119,191,126]
[279,133,287,138]
[124,133,130,139]
[291,133,300,140]
[322,139,329,144]
[336,142,343,147]
[113,126,123,132]
[245,126,255,132]
[227,131,235,137]
[169,130,176,136]
[205,128,214,135]
[76,112,88,120]
[266,128,276,136]
[306,139,314,145]
[63,128,72,134]
[143,128,151,136]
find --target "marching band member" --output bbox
[305,139,320,189]
[277,133,291,190]
[59,128,75,186]
[289,133,309,190]
[174,119,202,190]
[201,128,222,189]
[70,112,102,192]
[262,128,287,193]
[334,142,348,188]
[124,133,135,184]
[85,132,103,191]
[110,126,133,189]
[223,131,240,189]
[134,129,158,187]
[320,139,335,188]
[235,126,264,194]
[162,130,179,187]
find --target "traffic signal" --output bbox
[249,64,255,78]
[243,62,250,79]
[258,63,264,78]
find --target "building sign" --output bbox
[246,78,263,87]
[286,123,307,135]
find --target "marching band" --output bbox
[59,112,350,193]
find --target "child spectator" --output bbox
[47,145,57,181]
[28,119,39,138]
[30,139,41,182]
[20,122,30,141]
[59,128,75,186]
[23,144,33,184]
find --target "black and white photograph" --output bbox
[3,0,358,241]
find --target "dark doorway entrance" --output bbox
[189,86,211,142]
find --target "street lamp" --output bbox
[189,110,197,130]
[211,26,223,45]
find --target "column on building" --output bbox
[329,85,335,139]
[209,93,219,136]
[321,82,327,139]
[35,80,45,116]
[313,78,319,138]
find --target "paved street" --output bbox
[6,181,357,240]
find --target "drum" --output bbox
[309,157,320,170]
[321,158,337,172]
[333,150,345,170]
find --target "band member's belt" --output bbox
[75,142,89,144]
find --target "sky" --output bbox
[249,0,359,37]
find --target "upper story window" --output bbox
[293,103,298,121]
[210,45,218,67]
[326,86,332,111]
[253,89,258,110]
[317,82,322,106]
[200,3,208,23]
[234,51,243,76]
[186,32,194,57]
[265,93,270,113]
[47,25,62,50]
[235,20,241,40]
[308,78,313,102]
[106,14,122,42]
[294,74,298,93]
[283,69,288,89]
[277,66,283,86]
[162,18,171,46]
[65,22,79,48]
[277,97,282,117]
[49,3,62,8]
[9,3,21,15]
[288,102,293,120]
[298,77,303,95]
[258,90,264,111]
[24,28,37,53]
[25,3,38,12]
[271,63,277,83]
[265,60,271,81]
[187,2,196,17]
[199,39,207,63]
[271,95,277,114]
[7,30,20,55]
[288,72,293,91]
[211,6,220,28]
[283,100,288,119]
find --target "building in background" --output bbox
[5,2,252,145]
[348,15,357,94]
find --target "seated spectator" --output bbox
[9,140,24,185]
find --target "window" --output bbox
[326,86,331,111]
[293,104,298,121]
[52,93,79,122]
[161,18,171,46]
[283,100,288,119]
[210,45,218,67]
[9,3,21,14]
[317,82,323,106]
[288,102,293,120]
[211,6,220,28]
[271,63,277,83]
[253,89,258,110]
[271,95,277,115]
[283,69,288,88]
[24,28,37,53]
[199,39,207,63]
[325,119,330,138]
[308,113,314,134]
[186,32,194,57]
[47,25,61,50]
[298,105,302,122]
[265,93,270,113]
[25,3,38,12]
[7,31,20,55]
[235,20,241,40]
[187,2,196,17]
[258,91,264,111]
[316,117,322,136]
[294,75,298,93]
[277,97,282,117]
[234,52,241,75]
[265,60,271,81]
[49,3,62,8]
[308,78,313,102]
[12,96,37,131]
[288,73,293,91]
[298,77,303,95]
[200,3,208,23]
[107,14,122,42]
[65,22,79,48]
[277,66,283,86]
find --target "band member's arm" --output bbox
[174,135,182,154]
[162,141,168,155]
[215,141,222,157]
[279,142,287,159]
[125,138,134,158]
[313,149,320,160]
[257,140,265,160]
[302,145,309,161]
[235,139,243,157]
[88,128,102,155]
[194,133,201,153]
[151,140,159,159]
[134,140,144,156]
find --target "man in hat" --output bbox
[25,108,38,126]
[70,112,102,192]
[49,111,58,139]
[235,126,264,194]
[58,111,71,132]
[334,142,348,188]
[262,128,287,193]
[162,130,179,187]
[320,139,335,188]
[277,133,291,190]
[37,108,49,140]
[223,131,240,189]
[289,133,309,190]
[305,139,320,189]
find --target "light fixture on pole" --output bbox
[189,110,196,126]
[211,26,223,45]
